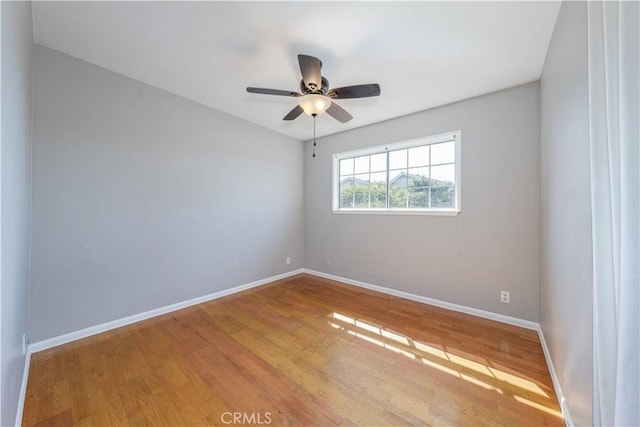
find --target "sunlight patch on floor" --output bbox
[329,311,560,418]
[514,395,563,417]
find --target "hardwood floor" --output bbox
[23,274,563,426]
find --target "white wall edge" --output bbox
[302,269,538,330]
[15,346,32,427]
[28,269,304,354]
[536,325,574,427]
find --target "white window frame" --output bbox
[332,130,462,215]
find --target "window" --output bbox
[332,131,461,215]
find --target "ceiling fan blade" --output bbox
[326,102,353,123]
[298,54,322,91]
[283,105,304,121]
[247,87,301,97]
[328,83,380,99]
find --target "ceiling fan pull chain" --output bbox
[312,114,317,158]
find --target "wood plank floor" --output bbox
[23,274,563,426]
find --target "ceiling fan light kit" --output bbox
[298,94,331,116]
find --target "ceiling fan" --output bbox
[246,54,381,123]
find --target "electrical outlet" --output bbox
[326,258,331,266]
[500,291,510,303]
[286,257,291,265]
[22,333,26,356]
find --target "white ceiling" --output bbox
[32,1,560,141]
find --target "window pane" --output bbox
[389,149,407,170]
[408,146,429,167]
[431,141,455,165]
[389,184,408,208]
[409,187,429,208]
[354,156,370,174]
[351,174,370,208]
[340,158,354,176]
[369,172,387,208]
[340,178,354,208]
[389,170,410,189]
[370,172,386,184]
[389,169,403,181]
[353,187,370,208]
[339,176,355,187]
[430,164,455,185]
[431,186,455,208]
[370,153,386,172]
[407,167,429,188]
[390,169,408,208]
[354,173,370,186]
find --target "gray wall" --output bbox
[30,46,304,342]
[305,82,540,321]
[539,2,593,425]
[1,2,33,426]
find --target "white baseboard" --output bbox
[302,269,538,330]
[536,325,574,427]
[15,347,32,427]
[29,269,304,354]
[22,267,571,427]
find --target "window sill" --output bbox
[332,208,461,216]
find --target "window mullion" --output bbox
[405,150,409,208]
[385,149,390,209]
[351,172,356,207]
[428,145,432,208]
[368,155,371,208]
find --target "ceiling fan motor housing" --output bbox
[301,77,330,95]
